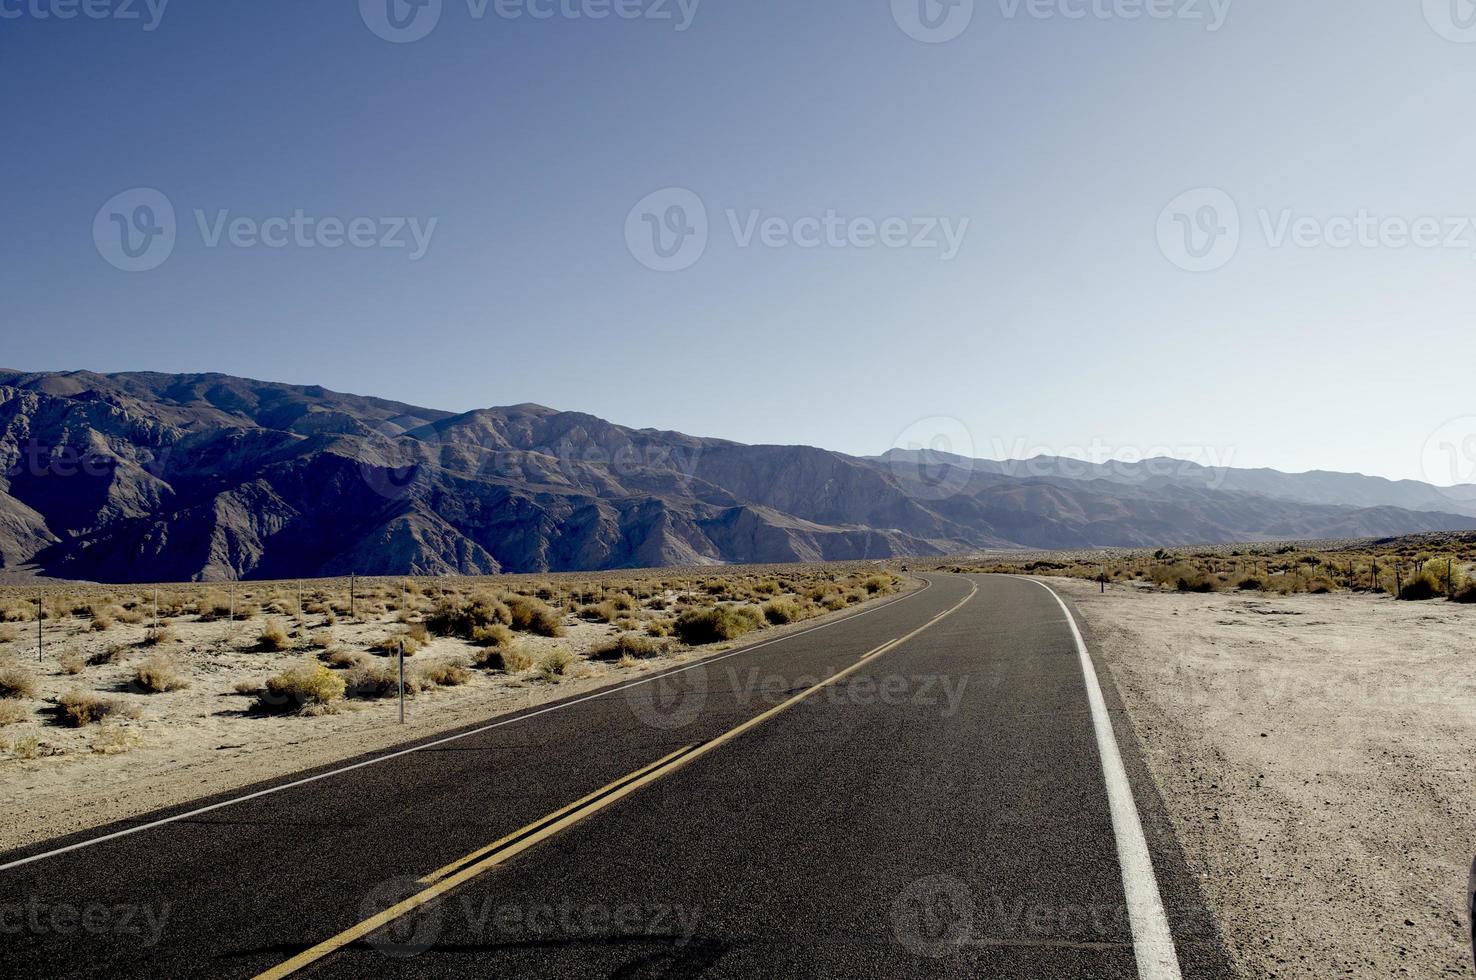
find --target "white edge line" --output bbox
[1023,577,1184,980]
[0,578,937,873]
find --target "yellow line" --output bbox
[253,579,978,980]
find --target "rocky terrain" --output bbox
[2,370,1474,582]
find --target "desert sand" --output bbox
[1057,578,1476,978]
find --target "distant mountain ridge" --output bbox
[1,370,1472,582]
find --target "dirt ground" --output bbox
[0,571,913,855]
[1055,577,1476,978]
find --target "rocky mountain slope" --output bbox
[2,370,1472,582]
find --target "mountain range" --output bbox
[2,370,1473,583]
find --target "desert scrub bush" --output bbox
[321,648,370,670]
[257,620,293,652]
[134,655,189,693]
[0,667,38,699]
[142,626,176,647]
[861,575,895,595]
[675,605,765,646]
[56,691,138,727]
[344,663,420,699]
[416,660,471,688]
[536,647,575,682]
[116,607,146,625]
[471,624,514,649]
[473,644,534,673]
[259,663,346,713]
[308,630,334,650]
[426,593,511,639]
[579,601,621,623]
[752,579,780,596]
[1236,577,1264,591]
[57,648,85,675]
[372,632,423,657]
[1453,581,1476,603]
[505,595,564,637]
[820,593,848,612]
[89,606,119,631]
[591,634,664,661]
[762,598,804,625]
[646,618,674,638]
[0,700,27,726]
[0,624,14,644]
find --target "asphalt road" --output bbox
[0,574,1237,978]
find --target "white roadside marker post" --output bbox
[398,640,406,725]
[36,593,43,663]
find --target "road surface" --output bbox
[0,574,1236,978]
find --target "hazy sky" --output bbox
[4,1,1475,485]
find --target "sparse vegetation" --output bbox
[259,662,345,713]
[56,691,138,727]
[0,668,38,700]
[134,655,190,693]
[536,647,575,682]
[0,701,27,726]
[675,605,765,645]
[256,620,293,652]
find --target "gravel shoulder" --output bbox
[1054,578,1476,978]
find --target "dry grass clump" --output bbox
[258,663,345,713]
[90,606,119,631]
[134,655,190,693]
[0,667,38,700]
[505,594,564,637]
[321,648,369,670]
[470,623,514,649]
[56,691,138,727]
[416,659,471,688]
[88,643,132,666]
[761,598,805,625]
[257,620,293,652]
[0,624,15,644]
[675,605,764,645]
[57,649,86,675]
[426,593,510,639]
[142,626,176,647]
[591,634,665,662]
[307,630,334,649]
[0,701,28,726]
[473,645,534,673]
[345,663,419,699]
[536,647,576,682]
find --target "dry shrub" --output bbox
[473,645,533,673]
[308,630,333,649]
[536,648,575,682]
[505,595,564,637]
[321,648,369,670]
[232,680,262,696]
[862,575,895,595]
[57,649,86,675]
[1453,581,1476,604]
[761,598,804,625]
[0,624,14,644]
[142,626,176,647]
[0,701,27,726]
[372,633,423,657]
[11,735,40,759]
[257,620,292,652]
[89,607,118,631]
[426,594,511,639]
[89,643,132,666]
[821,593,848,611]
[646,618,674,638]
[471,624,513,649]
[134,655,190,693]
[416,660,471,688]
[259,663,345,713]
[591,634,664,661]
[345,663,420,699]
[56,691,138,727]
[0,668,38,699]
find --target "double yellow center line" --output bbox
[255,580,977,979]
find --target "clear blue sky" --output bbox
[4,1,1474,484]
